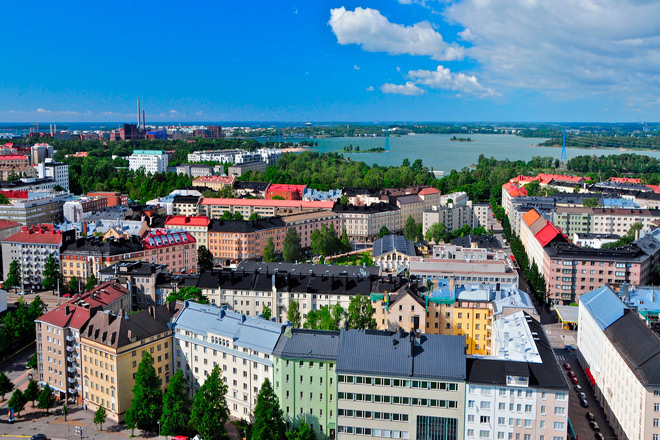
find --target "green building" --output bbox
[553,207,594,236]
[272,328,339,440]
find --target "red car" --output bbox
[563,363,571,370]
[568,371,576,378]
[571,377,579,384]
[173,436,188,440]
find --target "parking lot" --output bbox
[555,348,618,439]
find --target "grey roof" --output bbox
[450,234,502,250]
[373,235,416,258]
[235,261,380,278]
[395,194,423,205]
[336,329,466,380]
[99,260,167,276]
[173,301,286,354]
[579,286,628,331]
[272,328,339,360]
[604,310,660,386]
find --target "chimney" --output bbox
[143,109,146,132]
[137,98,141,128]
[411,314,419,331]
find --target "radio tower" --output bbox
[385,127,390,151]
[561,130,567,162]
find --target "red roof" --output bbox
[267,184,307,193]
[419,187,440,195]
[3,143,13,148]
[535,173,586,184]
[36,303,92,330]
[165,215,211,227]
[535,223,561,247]
[142,228,196,249]
[73,281,129,309]
[0,219,20,230]
[647,185,660,194]
[5,224,63,245]
[502,182,528,197]
[510,175,537,183]
[193,175,235,184]
[0,155,28,160]
[0,190,28,199]
[610,177,642,184]
[201,198,334,208]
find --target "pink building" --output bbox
[142,228,197,274]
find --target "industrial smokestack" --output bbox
[137,98,141,128]
[143,110,146,131]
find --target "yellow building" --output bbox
[452,303,492,355]
[80,304,178,421]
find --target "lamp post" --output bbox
[157,420,161,438]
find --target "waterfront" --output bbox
[307,134,660,173]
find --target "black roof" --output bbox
[61,236,144,256]
[234,181,270,191]
[337,329,466,380]
[332,202,399,214]
[99,260,166,275]
[545,241,651,262]
[604,310,660,386]
[450,234,502,250]
[208,217,286,233]
[273,328,339,360]
[236,261,380,277]
[465,314,568,390]
[173,195,200,204]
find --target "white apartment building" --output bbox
[591,208,660,236]
[187,149,261,164]
[464,312,569,440]
[423,192,491,236]
[332,203,401,242]
[256,148,282,165]
[128,150,169,174]
[577,286,660,440]
[37,159,69,191]
[172,301,287,419]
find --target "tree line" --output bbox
[285,295,376,331]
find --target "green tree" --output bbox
[339,194,349,205]
[24,379,39,407]
[166,286,209,304]
[37,384,55,414]
[248,213,261,221]
[262,305,272,321]
[8,389,25,416]
[0,372,14,400]
[68,276,79,293]
[287,301,301,327]
[197,245,214,271]
[94,406,107,430]
[42,254,61,291]
[125,408,137,437]
[304,304,344,330]
[62,403,68,421]
[283,227,302,263]
[263,237,277,262]
[0,194,9,205]
[583,197,599,207]
[252,379,286,440]
[232,212,244,220]
[86,273,98,291]
[160,370,191,436]
[4,259,21,290]
[347,295,376,329]
[416,223,424,242]
[404,216,417,242]
[424,222,447,243]
[190,366,229,440]
[378,226,390,239]
[126,352,163,432]
[341,227,350,251]
[221,211,233,220]
[286,423,317,440]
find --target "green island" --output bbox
[342,145,385,153]
[450,136,473,142]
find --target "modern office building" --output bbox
[128,150,169,174]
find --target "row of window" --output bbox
[337,392,458,409]
[338,375,458,391]
[338,409,408,421]
[337,426,409,439]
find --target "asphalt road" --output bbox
[555,348,618,440]
[0,342,35,390]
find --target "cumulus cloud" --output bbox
[169,109,178,114]
[354,64,360,70]
[408,65,499,97]
[381,81,425,95]
[329,7,464,61]
[443,0,660,101]
[36,108,50,113]
[366,85,374,92]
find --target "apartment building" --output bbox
[99,261,169,307]
[423,193,491,236]
[164,215,211,248]
[172,195,201,216]
[591,208,660,235]
[187,149,261,164]
[333,203,401,242]
[228,161,268,177]
[233,181,270,198]
[266,184,307,201]
[60,236,145,284]
[128,150,169,174]
[0,192,69,225]
[553,207,594,236]
[175,164,214,178]
[172,301,287,419]
[573,233,619,249]
[464,312,569,440]
[273,328,339,439]
[519,209,564,271]
[192,175,236,191]
[37,159,69,191]
[577,286,660,440]
[395,195,424,225]
[80,304,177,421]
[207,217,287,262]
[336,329,466,440]
[201,198,334,219]
[86,192,129,208]
[281,210,343,250]
[63,196,108,223]
[142,228,197,273]
[1,224,75,290]
[501,183,528,215]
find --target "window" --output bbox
[480,416,490,424]
[554,407,565,416]
[553,422,565,430]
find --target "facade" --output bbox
[573,233,619,249]
[207,217,287,262]
[172,195,201,216]
[164,215,211,249]
[128,150,169,174]
[333,203,401,242]
[372,234,416,272]
[37,159,69,191]
[201,198,335,219]
[99,261,169,307]
[1,225,75,290]
[423,192,490,237]
[273,328,339,439]
[336,329,466,440]
[228,161,268,177]
[192,175,236,191]
[591,208,660,236]
[175,164,214,178]
[63,196,108,223]
[60,236,144,284]
[577,286,660,440]
[172,301,287,419]
[233,181,270,198]
[142,228,197,273]
[281,210,343,250]
[187,149,261,164]
[86,192,129,207]
[0,192,68,225]
[395,195,424,225]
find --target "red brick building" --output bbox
[266,184,307,200]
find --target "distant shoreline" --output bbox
[536,144,652,152]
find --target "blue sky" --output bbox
[2,0,660,123]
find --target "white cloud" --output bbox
[444,0,660,102]
[408,65,499,97]
[329,7,464,61]
[36,108,50,113]
[381,81,425,95]
[354,64,360,70]
[195,110,203,116]
[366,85,374,92]
[169,109,178,114]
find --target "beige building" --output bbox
[80,304,178,422]
[333,203,401,242]
[200,198,334,219]
[395,195,424,225]
[281,210,343,250]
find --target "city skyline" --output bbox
[3,0,660,123]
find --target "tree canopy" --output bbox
[126,351,163,432]
[190,366,229,440]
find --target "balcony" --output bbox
[66,356,75,363]
[66,345,75,353]
[68,388,77,395]
[67,376,77,384]
[67,366,76,373]
[65,335,75,342]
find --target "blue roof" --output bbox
[373,235,416,258]
[579,286,628,330]
[133,150,164,155]
[173,301,286,354]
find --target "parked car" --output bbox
[30,435,48,440]
[563,363,571,370]
[579,392,587,400]
[581,398,589,408]
[586,412,595,421]
[595,433,604,440]
[572,377,579,384]
[173,436,188,440]
[568,371,576,378]
[590,421,600,431]
[565,344,575,352]
[62,293,71,298]
[575,385,583,392]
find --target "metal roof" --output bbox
[372,235,416,258]
[272,328,339,360]
[579,286,628,331]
